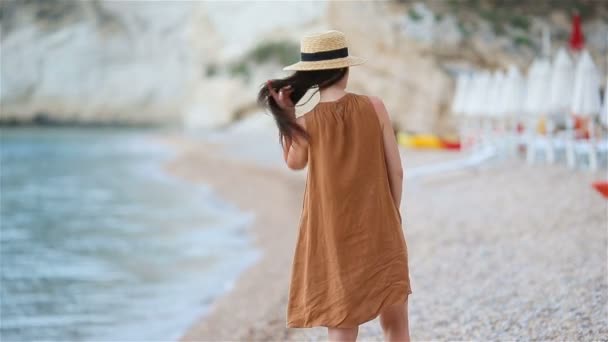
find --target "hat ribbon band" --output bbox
[300,47,348,62]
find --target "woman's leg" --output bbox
[327,326,359,342]
[379,298,410,342]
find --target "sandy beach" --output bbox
[160,133,607,341]
[4,2,608,341]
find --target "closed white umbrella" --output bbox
[461,72,478,117]
[486,70,506,117]
[469,71,492,117]
[571,49,601,117]
[567,50,602,170]
[549,48,575,114]
[524,58,552,116]
[500,65,525,117]
[523,60,539,115]
[451,73,471,116]
[602,78,608,126]
[462,72,480,116]
[462,71,492,150]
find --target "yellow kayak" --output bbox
[397,133,443,149]
[397,132,461,150]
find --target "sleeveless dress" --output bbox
[286,92,412,328]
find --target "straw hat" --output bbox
[283,30,366,71]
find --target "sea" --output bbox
[0,127,260,341]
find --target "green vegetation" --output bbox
[0,0,124,35]
[476,8,530,36]
[33,0,75,22]
[0,0,81,33]
[509,15,530,31]
[513,34,533,48]
[397,0,606,37]
[479,9,503,34]
[228,61,251,82]
[451,0,605,19]
[457,21,471,38]
[249,40,300,66]
[572,1,595,19]
[393,0,607,53]
[408,8,422,21]
[222,40,299,83]
[205,64,218,77]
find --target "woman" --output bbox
[257,30,412,342]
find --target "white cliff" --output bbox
[1,1,606,134]
[0,1,325,127]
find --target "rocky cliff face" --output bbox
[2,1,205,124]
[325,1,607,135]
[1,1,606,133]
[0,1,324,126]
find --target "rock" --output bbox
[1,2,208,124]
[183,77,248,130]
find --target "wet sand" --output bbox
[160,133,607,341]
[159,134,304,341]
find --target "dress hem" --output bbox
[286,287,412,329]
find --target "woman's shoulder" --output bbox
[358,93,383,106]
[348,92,384,107]
[352,93,390,127]
[349,93,386,113]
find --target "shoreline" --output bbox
[158,133,306,341]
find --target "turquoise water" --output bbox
[0,127,259,341]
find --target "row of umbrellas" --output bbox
[451,48,607,121]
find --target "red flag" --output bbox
[592,181,608,199]
[569,13,585,51]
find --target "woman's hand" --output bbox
[266,81,295,118]
[266,81,308,170]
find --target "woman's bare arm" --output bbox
[369,96,404,208]
[281,115,309,170]
[266,82,309,170]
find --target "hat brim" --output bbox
[283,56,366,71]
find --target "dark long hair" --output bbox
[257,67,348,143]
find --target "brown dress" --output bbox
[287,92,412,328]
